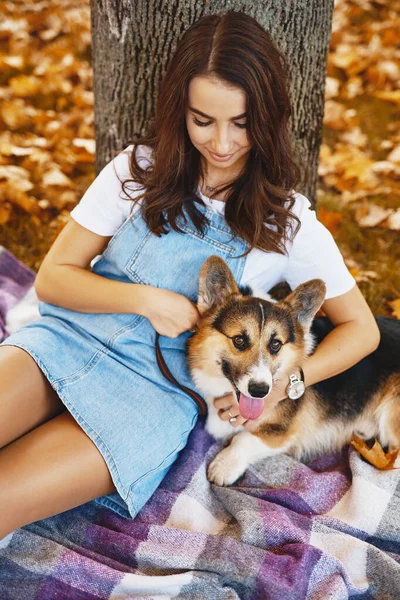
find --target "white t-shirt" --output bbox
[70,145,355,299]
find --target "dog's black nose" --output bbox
[248,382,270,398]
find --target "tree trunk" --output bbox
[90,0,334,205]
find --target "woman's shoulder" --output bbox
[287,191,313,219]
[69,144,153,237]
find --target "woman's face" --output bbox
[185,75,252,177]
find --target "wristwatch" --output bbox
[287,368,305,400]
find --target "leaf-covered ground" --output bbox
[0,0,399,316]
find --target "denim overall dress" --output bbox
[1,200,248,519]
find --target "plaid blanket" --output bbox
[1,247,400,599]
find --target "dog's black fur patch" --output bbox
[311,316,400,420]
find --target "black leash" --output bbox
[155,332,208,417]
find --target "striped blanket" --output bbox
[1,246,400,599]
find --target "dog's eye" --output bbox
[269,339,282,354]
[232,335,246,349]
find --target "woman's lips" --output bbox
[209,151,234,162]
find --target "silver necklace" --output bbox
[205,184,216,192]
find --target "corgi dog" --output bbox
[187,256,400,486]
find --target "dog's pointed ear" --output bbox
[198,256,239,315]
[280,279,326,332]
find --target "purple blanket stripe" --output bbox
[0,246,36,341]
[1,247,400,599]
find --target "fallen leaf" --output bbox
[386,209,400,231]
[317,206,344,234]
[389,299,400,320]
[341,76,363,99]
[72,138,95,154]
[9,74,42,97]
[0,165,33,192]
[325,76,340,100]
[341,126,368,148]
[0,201,11,224]
[340,186,393,204]
[371,161,400,177]
[41,166,74,187]
[374,90,400,104]
[351,434,399,470]
[349,268,379,283]
[355,203,393,227]
[323,100,348,130]
[342,156,376,183]
[387,145,400,164]
[1,183,41,215]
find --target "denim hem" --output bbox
[94,494,134,519]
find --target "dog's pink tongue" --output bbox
[239,393,265,420]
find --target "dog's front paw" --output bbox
[207,448,245,486]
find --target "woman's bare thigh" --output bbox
[0,345,65,449]
[0,410,116,538]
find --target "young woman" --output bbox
[0,11,379,539]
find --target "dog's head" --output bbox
[187,256,326,420]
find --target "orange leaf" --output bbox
[0,201,11,224]
[351,434,399,470]
[317,207,344,235]
[389,299,400,320]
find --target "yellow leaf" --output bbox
[374,90,400,104]
[389,299,400,320]
[9,74,41,98]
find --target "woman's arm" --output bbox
[215,284,381,427]
[35,218,150,315]
[301,284,380,386]
[35,218,199,337]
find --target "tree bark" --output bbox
[90,0,334,205]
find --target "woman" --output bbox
[0,11,379,538]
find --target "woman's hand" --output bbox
[144,287,200,338]
[213,392,249,428]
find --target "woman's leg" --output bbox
[0,410,116,539]
[0,345,66,448]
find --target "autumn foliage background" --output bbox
[0,0,399,317]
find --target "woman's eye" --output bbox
[269,339,282,354]
[233,335,246,349]
[192,117,211,127]
[191,117,248,129]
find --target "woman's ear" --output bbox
[197,256,239,315]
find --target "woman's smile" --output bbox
[208,150,235,162]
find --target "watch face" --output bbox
[288,381,305,400]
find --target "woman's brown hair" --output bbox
[122,10,302,255]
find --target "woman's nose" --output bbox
[212,127,232,154]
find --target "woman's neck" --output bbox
[200,163,242,201]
